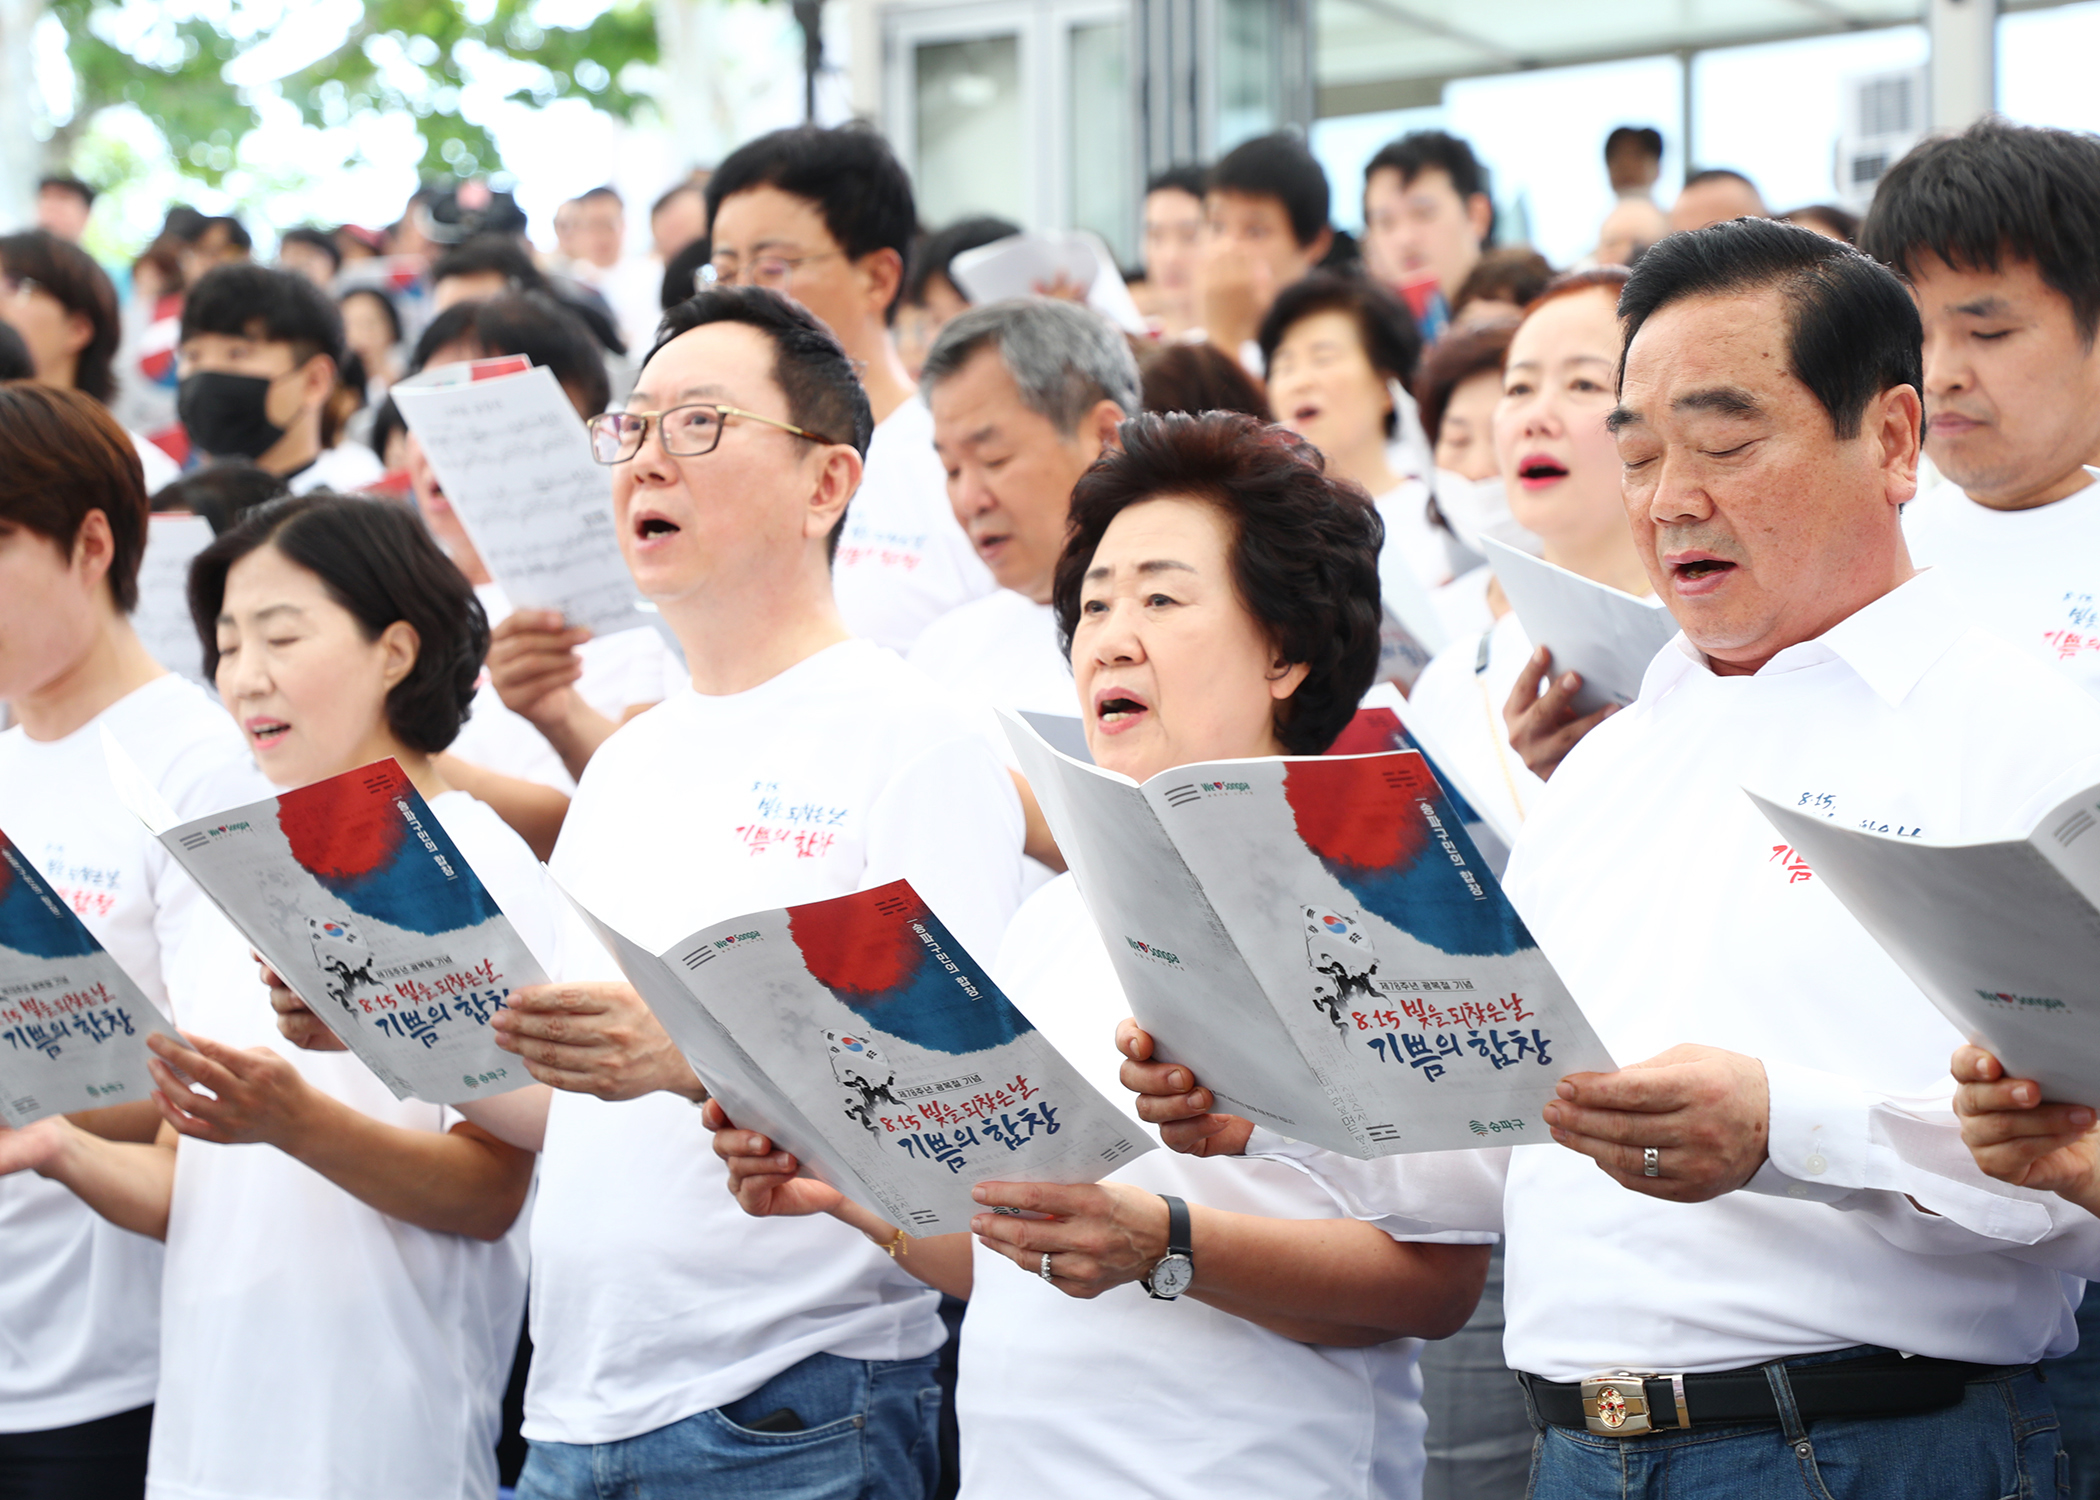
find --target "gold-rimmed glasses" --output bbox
[585,403,839,465]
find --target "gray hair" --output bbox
[920,297,1141,436]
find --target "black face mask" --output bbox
[178,371,288,460]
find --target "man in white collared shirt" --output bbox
[1124,218,2100,1498]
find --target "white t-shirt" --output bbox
[832,397,996,654]
[287,441,388,496]
[959,875,1440,1500]
[1403,609,1541,839]
[448,582,683,793]
[1428,565,1496,646]
[0,674,262,1432]
[531,639,1027,1444]
[148,792,562,1500]
[1904,476,2100,700]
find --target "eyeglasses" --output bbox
[585,403,840,465]
[701,251,842,291]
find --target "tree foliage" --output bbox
[48,0,661,187]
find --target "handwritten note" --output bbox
[392,364,654,640]
[132,513,217,683]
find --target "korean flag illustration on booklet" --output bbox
[1001,707,1615,1158]
[0,828,179,1126]
[564,879,1149,1233]
[102,733,538,1105]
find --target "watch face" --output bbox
[1149,1253,1194,1298]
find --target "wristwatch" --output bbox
[1140,1194,1194,1300]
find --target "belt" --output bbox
[1520,1352,1999,1437]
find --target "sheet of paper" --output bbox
[1753,789,2100,1102]
[111,754,541,1104]
[392,363,656,641]
[950,231,1148,335]
[0,830,178,1126]
[1016,711,1091,765]
[132,513,217,684]
[574,879,1149,1232]
[1480,536,1679,716]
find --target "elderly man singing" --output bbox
[1124,218,2100,1496]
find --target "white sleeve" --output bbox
[1244,1127,1511,1238]
[1751,1055,2100,1271]
[859,733,1025,961]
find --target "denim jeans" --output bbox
[517,1351,943,1500]
[1523,1347,2067,1500]
[2042,1284,2100,1500]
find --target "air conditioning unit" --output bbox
[1835,67,1924,212]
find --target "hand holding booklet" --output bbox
[564,879,1150,1232]
[1001,710,1614,1156]
[1480,536,1679,716]
[0,829,180,1126]
[104,739,540,1105]
[1752,783,2100,1101]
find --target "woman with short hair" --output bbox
[711,411,1491,1499]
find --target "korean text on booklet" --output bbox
[564,878,1150,1232]
[0,828,179,1126]
[103,741,540,1105]
[391,358,659,642]
[1752,785,2100,1101]
[1480,536,1680,716]
[1002,709,1615,1158]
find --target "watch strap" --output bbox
[1162,1194,1191,1258]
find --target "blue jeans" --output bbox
[1524,1348,2067,1499]
[517,1352,943,1500]
[2042,1284,2100,1499]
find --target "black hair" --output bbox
[180,262,346,367]
[1783,204,1860,244]
[205,215,253,252]
[1861,118,2100,345]
[1365,131,1496,244]
[279,226,343,273]
[1683,167,1759,195]
[189,492,489,754]
[149,459,290,535]
[339,285,404,346]
[411,292,613,418]
[645,288,873,560]
[705,124,917,321]
[1257,271,1424,435]
[1145,165,1207,201]
[1053,411,1382,754]
[428,234,546,295]
[367,396,405,465]
[0,321,30,381]
[1604,127,1663,163]
[162,206,209,244]
[1618,217,1922,442]
[0,229,121,403]
[1208,134,1330,249]
[660,235,710,311]
[37,175,96,209]
[905,216,1019,306]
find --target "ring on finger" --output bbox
[1643,1146,1661,1178]
[1038,1252,1054,1283]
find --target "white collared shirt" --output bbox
[1904,476,2100,701]
[1253,569,2100,1379]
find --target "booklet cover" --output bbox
[105,742,540,1105]
[1480,536,1679,716]
[566,878,1151,1232]
[1003,709,1614,1157]
[0,829,178,1126]
[1752,786,2100,1101]
[392,359,660,643]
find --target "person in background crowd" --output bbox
[1783,204,1859,243]
[176,262,386,494]
[711,410,1493,1500]
[1361,131,1496,341]
[0,319,31,380]
[1139,165,1207,340]
[2,229,183,492]
[1604,126,1664,201]
[178,216,252,288]
[1412,316,1525,635]
[894,216,1019,381]
[339,285,405,408]
[427,236,628,358]
[1200,134,1333,373]
[1668,168,1767,233]
[557,186,663,358]
[277,227,343,290]
[649,180,709,263]
[148,458,290,534]
[1450,247,1553,330]
[1129,218,2100,1500]
[1592,196,1669,269]
[1137,338,1271,421]
[334,224,386,267]
[704,123,996,653]
[36,174,97,243]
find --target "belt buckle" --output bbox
[1579,1371,1675,1436]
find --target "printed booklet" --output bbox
[1753,785,2100,1100]
[1480,536,1680,716]
[0,829,179,1126]
[105,740,540,1104]
[1002,709,1614,1157]
[565,878,1151,1232]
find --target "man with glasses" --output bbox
[702,124,996,654]
[491,285,1026,1500]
